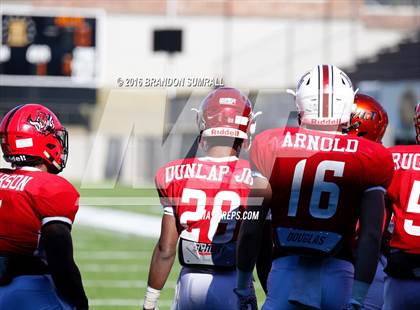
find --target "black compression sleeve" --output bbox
[41,222,89,310]
[354,190,385,284]
[256,220,272,294]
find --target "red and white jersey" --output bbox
[0,167,79,256]
[387,145,420,254]
[251,127,394,254]
[155,156,252,244]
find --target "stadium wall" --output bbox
[102,14,410,89]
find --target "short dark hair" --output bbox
[12,156,45,168]
[203,136,243,152]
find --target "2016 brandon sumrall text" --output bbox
[118,77,224,88]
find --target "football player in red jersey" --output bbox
[382,103,420,309]
[235,65,394,310]
[347,93,389,310]
[143,87,259,310]
[0,104,88,309]
[347,93,388,143]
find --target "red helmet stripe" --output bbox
[3,104,24,145]
[322,65,330,118]
[317,65,321,117]
[330,65,334,116]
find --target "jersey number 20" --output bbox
[179,188,240,243]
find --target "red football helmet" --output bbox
[347,93,388,143]
[415,102,420,144]
[194,87,258,148]
[0,104,68,173]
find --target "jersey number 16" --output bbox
[288,160,345,219]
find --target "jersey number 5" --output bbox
[405,180,420,236]
[288,160,345,219]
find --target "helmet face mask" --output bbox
[415,102,420,144]
[295,65,355,129]
[0,104,68,173]
[347,94,388,143]
[50,127,68,172]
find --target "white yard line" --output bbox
[73,206,174,308]
[79,197,161,205]
[76,251,151,260]
[89,299,173,307]
[80,263,148,272]
[84,280,176,288]
[75,205,161,238]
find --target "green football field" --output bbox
[73,225,179,309]
[72,185,266,309]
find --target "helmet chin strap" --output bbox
[43,150,62,174]
[342,121,360,134]
[198,134,206,152]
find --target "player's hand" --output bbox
[342,298,362,310]
[234,287,258,310]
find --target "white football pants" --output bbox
[171,266,238,310]
[363,255,387,310]
[262,255,354,310]
[382,276,420,310]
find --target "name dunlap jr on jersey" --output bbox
[164,163,253,185]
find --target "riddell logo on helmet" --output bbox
[210,128,240,137]
[7,155,27,162]
[310,118,341,125]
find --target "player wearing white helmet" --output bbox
[295,64,355,127]
[235,65,394,310]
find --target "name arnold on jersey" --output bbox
[281,131,359,152]
[0,173,33,191]
[165,163,253,185]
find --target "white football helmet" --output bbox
[295,64,355,127]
